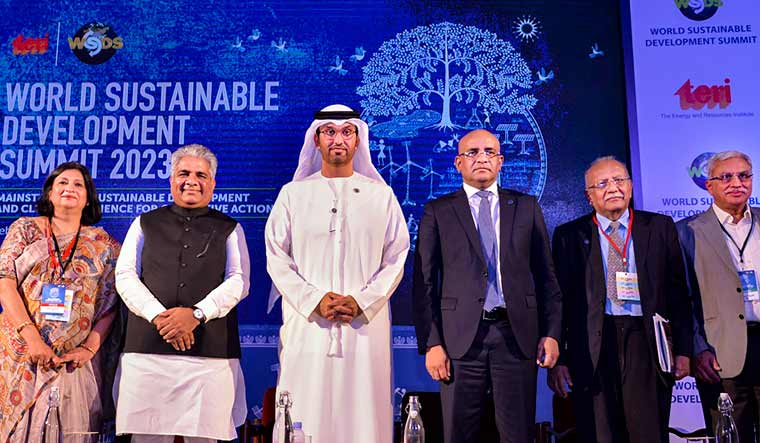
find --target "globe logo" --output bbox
[689,152,715,190]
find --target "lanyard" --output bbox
[47,219,81,279]
[718,213,754,266]
[593,209,634,265]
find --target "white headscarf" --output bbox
[292,104,385,183]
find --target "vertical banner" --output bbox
[628,0,760,217]
[626,0,760,439]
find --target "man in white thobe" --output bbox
[113,144,250,443]
[265,104,410,443]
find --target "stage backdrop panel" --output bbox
[2,0,630,422]
[624,0,760,439]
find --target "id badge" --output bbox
[739,270,759,302]
[615,272,641,302]
[40,284,73,322]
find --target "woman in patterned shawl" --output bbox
[0,162,121,443]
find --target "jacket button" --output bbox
[181,263,187,268]
[482,271,488,278]
[739,314,745,320]
[183,244,189,249]
[178,282,186,288]
[737,288,742,293]
[184,227,190,232]
[185,216,191,221]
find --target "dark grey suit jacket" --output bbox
[412,187,562,360]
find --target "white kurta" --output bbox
[113,217,250,440]
[265,172,410,443]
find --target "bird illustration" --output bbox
[231,37,245,52]
[271,38,287,52]
[247,29,261,41]
[328,56,347,75]
[535,67,555,85]
[589,43,604,59]
[349,46,366,62]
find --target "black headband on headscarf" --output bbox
[314,109,360,120]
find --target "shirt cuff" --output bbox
[142,300,167,324]
[194,298,218,322]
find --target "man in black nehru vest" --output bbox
[113,144,251,443]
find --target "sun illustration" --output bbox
[513,16,541,42]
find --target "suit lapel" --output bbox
[499,189,517,266]
[451,188,486,266]
[631,209,650,273]
[584,216,606,306]
[695,209,740,273]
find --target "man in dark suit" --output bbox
[547,156,692,442]
[413,129,562,443]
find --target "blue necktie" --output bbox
[476,191,502,311]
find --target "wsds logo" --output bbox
[675,78,731,111]
[688,152,715,190]
[68,22,123,65]
[675,0,723,21]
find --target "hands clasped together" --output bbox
[25,335,96,371]
[316,292,362,323]
[153,307,200,351]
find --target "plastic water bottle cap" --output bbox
[293,422,302,430]
[719,392,730,401]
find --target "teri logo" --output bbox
[12,34,49,55]
[68,22,123,65]
[675,79,731,111]
[674,0,722,21]
[688,152,715,190]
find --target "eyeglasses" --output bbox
[707,171,753,184]
[317,127,357,139]
[586,177,631,190]
[458,149,502,159]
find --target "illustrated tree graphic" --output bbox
[357,22,536,130]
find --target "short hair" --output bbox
[584,155,629,186]
[36,162,102,225]
[706,150,753,177]
[171,144,218,178]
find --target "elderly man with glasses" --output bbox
[678,150,760,442]
[413,129,562,442]
[548,156,692,443]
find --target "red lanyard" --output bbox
[593,209,634,265]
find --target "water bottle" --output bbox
[290,422,305,443]
[43,387,62,443]
[274,391,293,443]
[251,418,263,443]
[403,395,425,443]
[715,392,739,443]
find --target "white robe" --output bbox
[265,172,410,443]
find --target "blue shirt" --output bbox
[463,182,505,307]
[596,209,642,316]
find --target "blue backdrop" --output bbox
[2,0,630,422]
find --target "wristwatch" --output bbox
[192,306,206,323]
